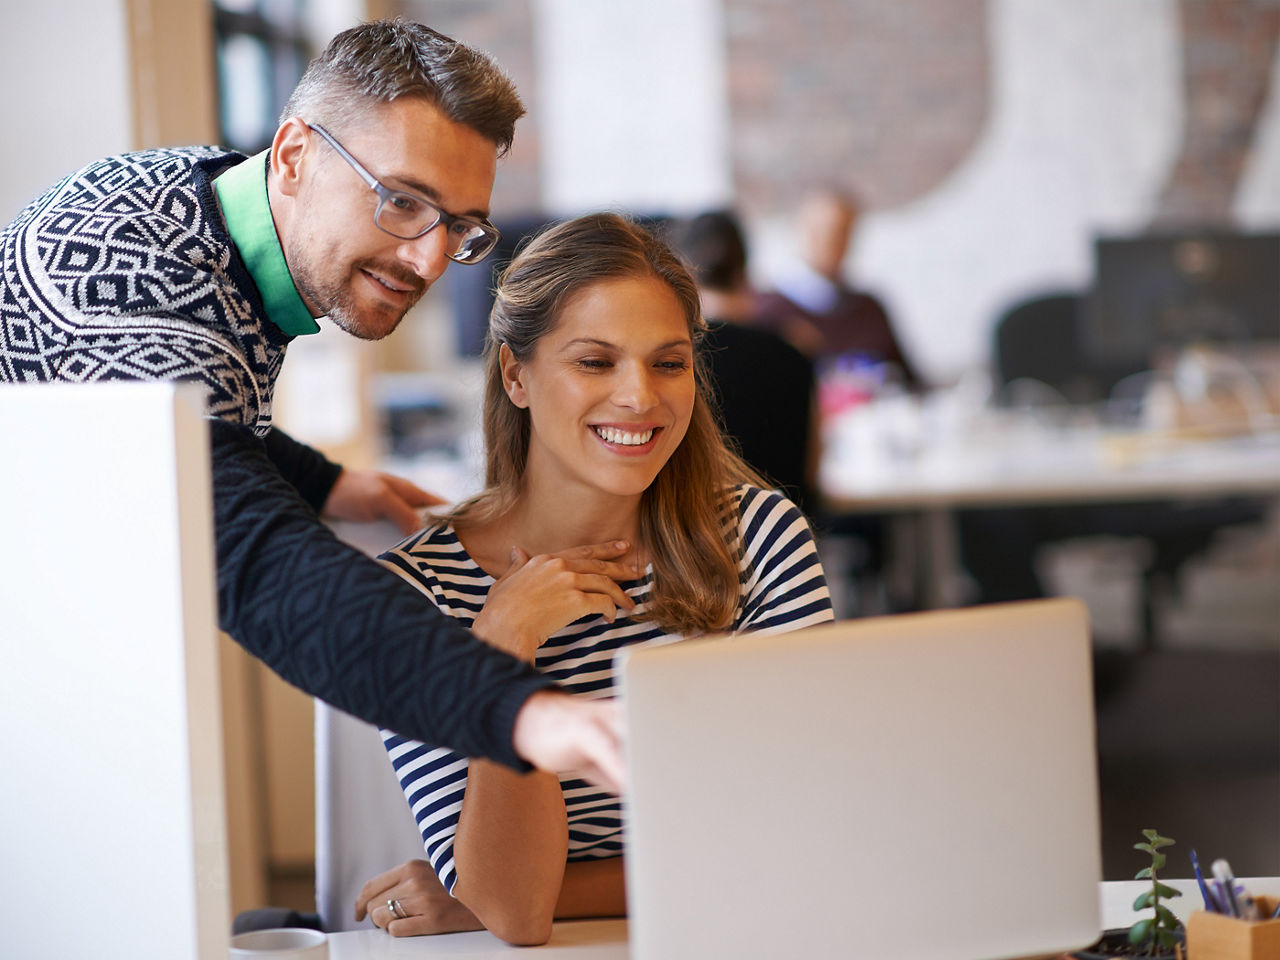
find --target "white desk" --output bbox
[324,879,1280,958]
[821,412,1280,511]
[819,406,1280,608]
[328,918,628,958]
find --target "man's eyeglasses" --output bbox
[307,122,500,266]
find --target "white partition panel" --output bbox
[0,382,229,959]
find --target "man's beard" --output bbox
[293,248,427,341]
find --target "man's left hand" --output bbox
[323,468,445,535]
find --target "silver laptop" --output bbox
[619,598,1102,960]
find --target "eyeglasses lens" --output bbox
[374,198,496,264]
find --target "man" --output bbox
[756,187,921,389]
[0,21,623,791]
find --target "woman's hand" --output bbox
[354,859,482,937]
[472,540,639,661]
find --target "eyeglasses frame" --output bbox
[306,121,500,265]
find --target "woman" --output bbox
[355,213,833,945]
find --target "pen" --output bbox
[1210,880,1229,914]
[1212,859,1241,917]
[1190,849,1214,912]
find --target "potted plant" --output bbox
[1074,829,1185,959]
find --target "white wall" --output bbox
[532,0,732,216]
[843,0,1184,384]
[0,0,133,222]
[1235,40,1280,229]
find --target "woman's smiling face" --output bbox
[500,273,697,503]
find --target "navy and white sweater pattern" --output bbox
[0,147,287,433]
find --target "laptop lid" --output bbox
[619,598,1102,960]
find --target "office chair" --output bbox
[310,517,432,932]
[314,700,426,933]
[993,292,1101,405]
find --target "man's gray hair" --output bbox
[281,19,525,156]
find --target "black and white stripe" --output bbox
[380,484,833,894]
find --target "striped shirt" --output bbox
[378,484,833,894]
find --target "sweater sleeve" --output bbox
[261,425,343,513]
[209,418,553,769]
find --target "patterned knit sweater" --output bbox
[1,148,288,424]
[0,149,550,766]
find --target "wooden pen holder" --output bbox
[1187,897,1280,960]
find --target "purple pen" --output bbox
[1210,879,1229,914]
[1212,859,1242,917]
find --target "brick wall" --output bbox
[723,0,989,219]
[1153,0,1280,227]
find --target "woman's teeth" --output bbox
[593,426,654,446]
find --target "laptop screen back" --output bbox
[620,598,1102,960]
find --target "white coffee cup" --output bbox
[229,927,328,959]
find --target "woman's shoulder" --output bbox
[724,484,820,570]
[378,518,480,580]
[381,516,462,557]
[377,519,492,616]
[723,483,808,529]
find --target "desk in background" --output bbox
[819,399,1280,610]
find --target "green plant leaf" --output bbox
[1134,842,1155,854]
[1154,882,1181,899]
[1155,905,1180,926]
[1151,852,1167,870]
[1135,867,1154,880]
[1134,891,1156,910]
[1156,929,1180,949]
[1129,918,1154,945]
[1142,828,1160,842]
[1152,836,1175,850]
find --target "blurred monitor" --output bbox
[1086,231,1280,373]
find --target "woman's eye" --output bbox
[389,194,420,214]
[657,359,689,372]
[576,358,611,370]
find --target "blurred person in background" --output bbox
[757,187,922,392]
[670,209,820,517]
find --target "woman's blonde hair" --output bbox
[446,212,764,635]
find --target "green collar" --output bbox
[213,151,319,337]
